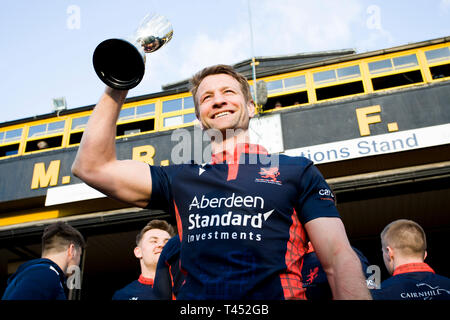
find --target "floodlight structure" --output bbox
[52,97,67,116]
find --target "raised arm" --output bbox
[305,217,372,300]
[71,87,151,208]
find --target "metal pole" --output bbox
[247,0,258,104]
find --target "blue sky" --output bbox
[0,0,449,123]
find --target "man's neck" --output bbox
[394,256,425,270]
[140,264,156,279]
[42,252,67,274]
[210,129,250,155]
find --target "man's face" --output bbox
[135,229,170,269]
[195,74,255,134]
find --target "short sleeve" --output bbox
[147,165,175,213]
[296,162,340,225]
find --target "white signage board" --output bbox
[284,123,450,164]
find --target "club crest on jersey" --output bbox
[255,167,282,186]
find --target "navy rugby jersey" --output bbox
[148,143,340,300]
[112,275,156,300]
[371,263,450,300]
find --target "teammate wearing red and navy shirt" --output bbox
[72,64,372,300]
[112,275,156,300]
[371,219,450,300]
[112,220,174,300]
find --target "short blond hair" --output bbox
[381,219,426,258]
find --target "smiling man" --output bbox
[112,220,174,300]
[72,64,371,300]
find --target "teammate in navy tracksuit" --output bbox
[2,221,85,300]
[153,235,184,300]
[371,219,450,300]
[2,258,67,300]
[112,220,174,300]
[72,64,372,300]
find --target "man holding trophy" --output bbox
[72,14,371,300]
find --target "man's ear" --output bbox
[386,246,395,261]
[424,250,427,261]
[247,100,256,118]
[134,246,142,259]
[67,243,76,259]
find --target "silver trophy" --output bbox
[93,14,173,90]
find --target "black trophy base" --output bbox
[93,38,145,90]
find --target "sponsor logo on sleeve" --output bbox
[318,189,335,203]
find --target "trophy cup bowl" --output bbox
[93,14,173,90]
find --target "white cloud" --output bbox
[132,15,252,92]
[163,0,368,86]
[129,0,397,93]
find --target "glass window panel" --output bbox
[183,97,195,109]
[28,124,46,137]
[183,113,196,123]
[163,99,182,113]
[0,131,4,142]
[163,115,183,127]
[425,47,450,63]
[313,70,336,84]
[136,104,155,117]
[284,75,306,89]
[266,80,283,93]
[5,150,18,156]
[369,59,393,74]
[71,116,89,130]
[119,108,135,121]
[393,54,418,69]
[337,65,361,79]
[4,128,22,142]
[48,120,65,132]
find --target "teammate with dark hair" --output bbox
[2,221,85,300]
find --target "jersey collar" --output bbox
[138,274,154,286]
[393,262,435,276]
[211,143,268,164]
